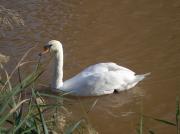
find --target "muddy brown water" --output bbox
[1,0,180,133]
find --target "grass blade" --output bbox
[137,114,143,134]
[38,92,64,100]
[176,97,180,134]
[34,118,41,134]
[32,89,49,134]
[149,130,155,134]
[0,99,29,126]
[13,98,33,133]
[0,69,44,114]
[87,99,98,113]
[142,114,176,126]
[64,119,84,134]
[140,114,143,134]
[21,126,36,134]
[152,118,176,126]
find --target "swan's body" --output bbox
[42,40,150,96]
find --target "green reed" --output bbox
[0,50,92,134]
[137,97,180,134]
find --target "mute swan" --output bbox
[40,40,150,96]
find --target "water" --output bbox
[1,0,180,133]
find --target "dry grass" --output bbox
[0,49,98,134]
[0,53,9,63]
[0,5,24,36]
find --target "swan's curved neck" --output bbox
[52,48,63,90]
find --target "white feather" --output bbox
[47,40,150,96]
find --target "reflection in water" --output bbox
[1,0,180,133]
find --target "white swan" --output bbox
[40,40,150,96]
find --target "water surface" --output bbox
[1,0,180,133]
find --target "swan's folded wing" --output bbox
[63,72,116,96]
[83,70,135,95]
[78,62,135,77]
[62,62,136,96]
[104,62,135,74]
[63,68,136,96]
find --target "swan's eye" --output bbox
[44,44,52,50]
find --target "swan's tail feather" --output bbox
[135,72,151,83]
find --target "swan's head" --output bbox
[39,40,63,55]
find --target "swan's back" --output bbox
[62,62,149,96]
[77,62,135,76]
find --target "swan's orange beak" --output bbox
[38,47,50,56]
